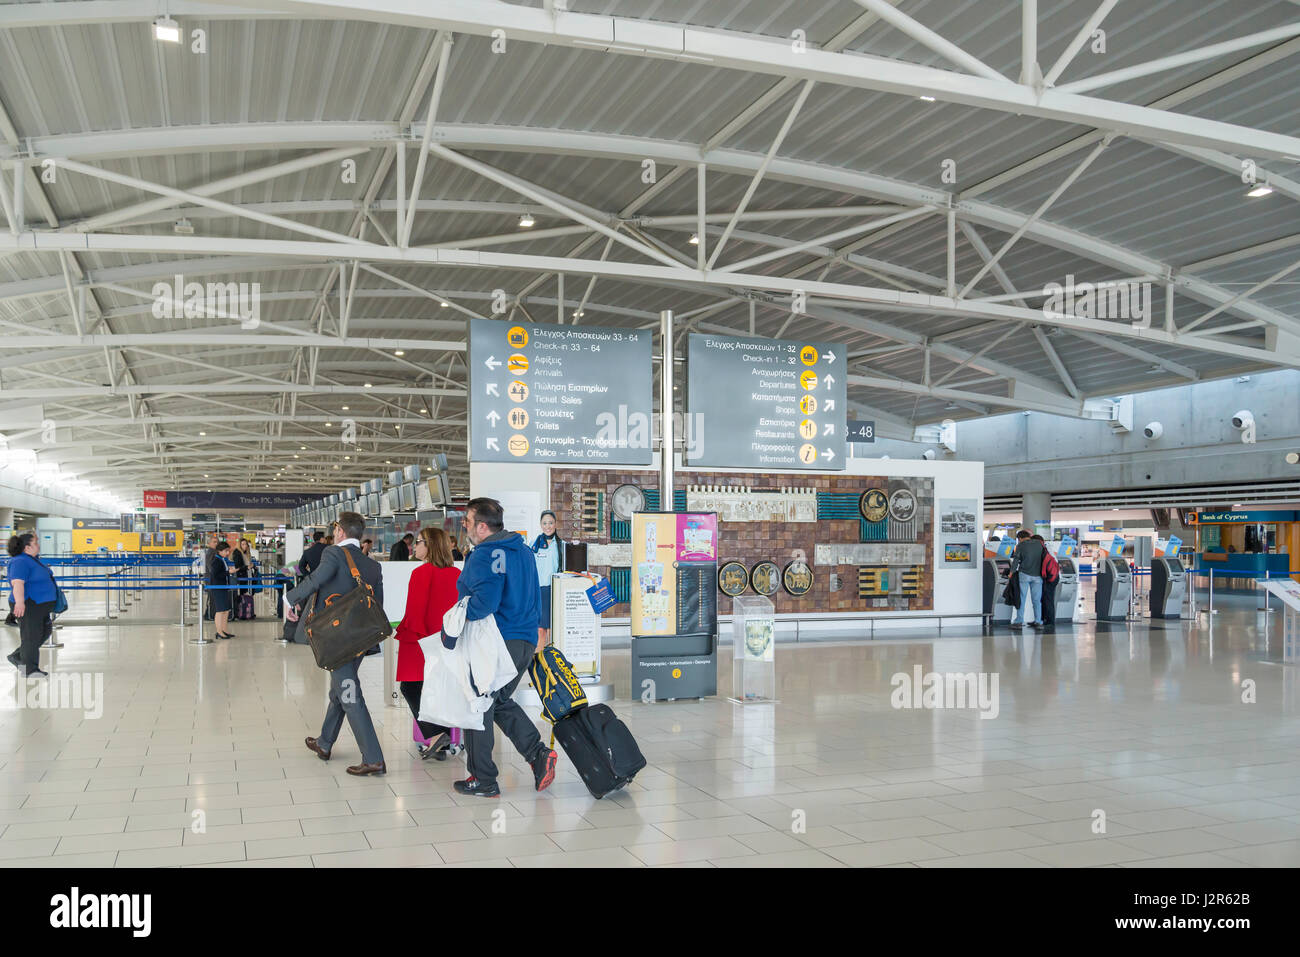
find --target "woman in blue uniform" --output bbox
[6,532,56,677]
[208,540,236,639]
[530,510,565,648]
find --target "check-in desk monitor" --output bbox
[1095,557,1132,621]
[1150,557,1186,619]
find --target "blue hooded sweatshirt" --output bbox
[450,529,540,648]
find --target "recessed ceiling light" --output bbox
[919,95,936,102]
[341,406,349,410]
[199,431,206,436]
[395,350,405,356]
[519,213,535,228]
[364,382,373,388]
[293,455,299,459]
[688,234,699,245]
[300,446,306,450]
[152,15,182,43]
[440,302,448,308]
[1246,184,1273,198]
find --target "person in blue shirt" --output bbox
[531,510,566,648]
[7,533,56,678]
[449,497,557,798]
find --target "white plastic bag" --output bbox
[417,632,484,730]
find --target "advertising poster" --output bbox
[1099,534,1127,558]
[676,513,717,562]
[1056,537,1078,559]
[939,498,977,567]
[631,512,679,637]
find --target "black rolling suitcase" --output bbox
[552,703,646,799]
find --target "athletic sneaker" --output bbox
[532,748,558,792]
[453,776,500,797]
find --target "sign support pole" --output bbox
[659,309,674,504]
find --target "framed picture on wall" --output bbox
[942,542,974,566]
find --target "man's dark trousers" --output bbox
[466,639,545,786]
[1042,579,1056,626]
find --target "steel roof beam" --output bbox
[193,0,1300,160]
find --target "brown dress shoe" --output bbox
[305,736,330,761]
[346,761,386,776]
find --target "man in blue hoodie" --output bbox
[448,497,558,797]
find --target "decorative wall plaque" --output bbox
[888,487,917,522]
[750,561,780,596]
[860,488,888,523]
[718,561,749,597]
[782,560,814,596]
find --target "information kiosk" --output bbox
[1149,557,1186,619]
[1095,558,1133,621]
[983,556,1013,624]
[1054,557,1079,624]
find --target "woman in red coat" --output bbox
[394,527,461,759]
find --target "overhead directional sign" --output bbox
[685,333,847,470]
[469,318,653,464]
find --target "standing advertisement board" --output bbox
[629,512,718,700]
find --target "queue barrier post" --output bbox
[190,585,213,645]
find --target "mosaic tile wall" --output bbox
[550,469,934,614]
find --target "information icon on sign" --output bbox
[508,380,529,402]
[799,443,817,463]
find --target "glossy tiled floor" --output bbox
[2,589,1298,868]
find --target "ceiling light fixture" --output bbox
[519,213,535,228]
[395,350,405,356]
[919,95,936,102]
[1246,183,1273,198]
[364,382,373,388]
[688,234,699,245]
[152,15,182,42]
[172,217,194,235]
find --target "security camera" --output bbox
[1232,410,1256,444]
[921,449,937,461]
[1143,422,1163,440]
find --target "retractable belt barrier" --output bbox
[1,553,294,633]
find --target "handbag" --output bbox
[53,587,68,616]
[303,548,393,671]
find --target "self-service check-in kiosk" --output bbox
[1054,557,1079,624]
[1095,558,1132,621]
[984,557,1014,624]
[1149,557,1186,619]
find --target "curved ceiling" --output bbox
[0,0,1297,498]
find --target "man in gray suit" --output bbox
[285,511,388,776]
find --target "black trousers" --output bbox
[400,680,450,743]
[466,639,546,786]
[13,601,54,675]
[1041,579,1057,625]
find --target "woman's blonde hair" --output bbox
[420,526,454,567]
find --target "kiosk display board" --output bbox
[630,511,718,700]
[685,333,847,470]
[468,317,652,465]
